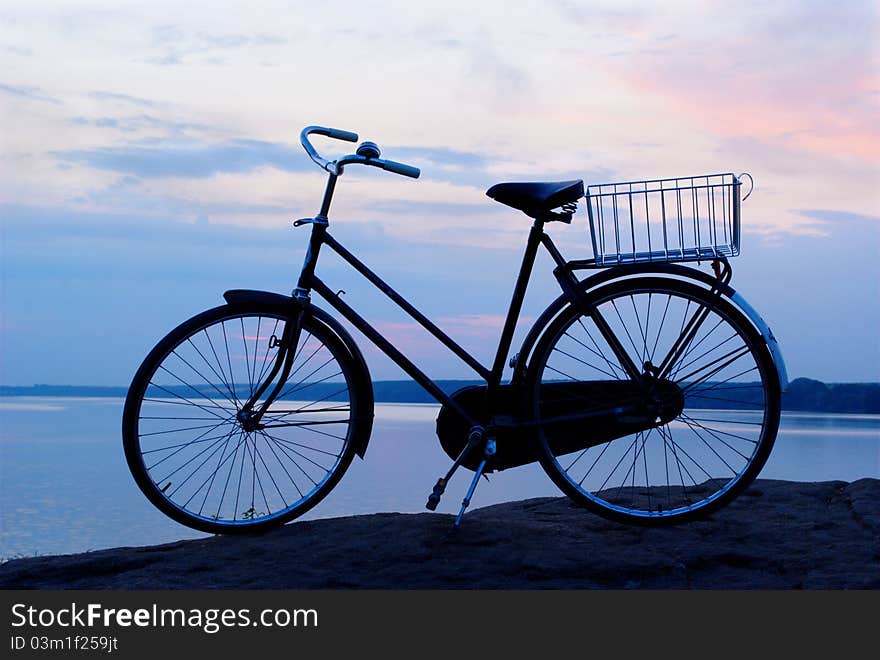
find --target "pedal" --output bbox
[425,478,446,511]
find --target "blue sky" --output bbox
[1,1,878,385]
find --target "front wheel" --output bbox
[122,302,369,534]
[526,277,781,526]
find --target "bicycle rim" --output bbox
[529,277,780,525]
[123,304,359,533]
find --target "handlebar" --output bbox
[380,159,420,178]
[300,125,420,179]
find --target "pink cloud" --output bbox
[435,313,533,337]
[591,4,878,162]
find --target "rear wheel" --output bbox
[527,277,780,525]
[123,302,368,534]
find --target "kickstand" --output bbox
[453,458,488,529]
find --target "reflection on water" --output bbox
[1,397,878,559]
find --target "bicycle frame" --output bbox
[241,172,646,429]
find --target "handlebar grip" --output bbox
[381,159,421,179]
[326,128,359,143]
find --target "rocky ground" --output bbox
[2,479,878,589]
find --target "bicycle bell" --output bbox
[356,141,381,159]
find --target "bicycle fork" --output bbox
[237,304,306,430]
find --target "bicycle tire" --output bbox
[526,276,781,526]
[122,301,369,534]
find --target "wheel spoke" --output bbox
[628,294,649,365]
[678,417,740,474]
[679,413,759,446]
[142,396,232,413]
[163,426,241,498]
[649,294,672,363]
[260,429,337,472]
[674,330,737,379]
[187,336,237,405]
[251,316,262,391]
[671,317,725,380]
[214,429,247,520]
[260,431,306,499]
[677,346,752,390]
[254,319,282,388]
[576,318,626,378]
[685,392,762,407]
[187,429,238,512]
[249,436,277,514]
[261,418,351,430]
[240,317,253,399]
[147,381,229,419]
[258,430,322,485]
[553,344,619,379]
[145,423,236,469]
[220,321,239,404]
[609,298,642,364]
[202,329,239,405]
[277,358,336,400]
[564,329,620,374]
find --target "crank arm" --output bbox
[258,418,352,430]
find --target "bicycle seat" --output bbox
[486,180,584,221]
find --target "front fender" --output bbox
[223,289,375,457]
[511,264,788,390]
[224,288,299,309]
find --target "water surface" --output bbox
[1,398,877,559]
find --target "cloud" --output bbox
[0,45,33,57]
[387,146,488,170]
[56,139,311,178]
[70,114,210,135]
[552,0,646,33]
[598,2,878,161]
[198,32,287,49]
[0,82,61,104]
[435,313,534,337]
[55,138,507,190]
[462,36,531,106]
[147,27,288,65]
[0,203,292,252]
[89,90,158,108]
[72,117,121,128]
[796,209,880,227]
[380,146,497,188]
[84,179,293,219]
[365,200,503,217]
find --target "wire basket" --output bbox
[585,173,749,266]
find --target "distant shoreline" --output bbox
[1,378,878,414]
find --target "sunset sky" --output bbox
[1,0,878,385]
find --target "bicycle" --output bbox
[122,125,788,534]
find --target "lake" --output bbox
[1,397,878,559]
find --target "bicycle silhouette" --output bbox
[123,126,787,534]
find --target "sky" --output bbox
[1,0,878,386]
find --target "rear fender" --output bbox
[727,291,788,390]
[511,264,788,390]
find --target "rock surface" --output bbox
[2,479,878,589]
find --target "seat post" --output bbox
[488,219,545,386]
